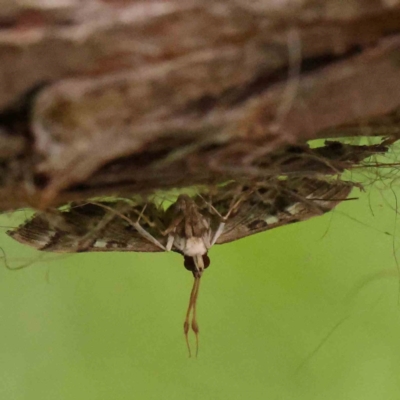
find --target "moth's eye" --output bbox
[203,253,210,269]
[184,256,196,273]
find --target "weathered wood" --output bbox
[1,1,400,210]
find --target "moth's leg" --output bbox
[166,234,175,251]
[129,221,165,250]
[210,222,226,246]
[131,204,157,228]
[132,205,166,251]
[92,202,166,251]
[203,234,211,249]
[224,195,247,219]
[199,194,244,246]
[161,214,184,236]
[198,195,225,220]
[199,193,243,221]
[160,212,185,251]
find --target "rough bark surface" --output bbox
[1,0,400,210]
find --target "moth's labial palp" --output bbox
[183,253,210,276]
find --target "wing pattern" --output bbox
[8,201,167,253]
[7,178,355,252]
[214,178,354,244]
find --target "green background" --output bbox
[0,183,400,400]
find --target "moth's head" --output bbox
[184,253,210,278]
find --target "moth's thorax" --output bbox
[170,194,213,256]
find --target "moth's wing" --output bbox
[7,202,166,253]
[215,178,354,245]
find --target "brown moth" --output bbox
[7,177,354,356]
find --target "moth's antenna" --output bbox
[191,277,201,357]
[184,277,198,357]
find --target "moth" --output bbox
[7,177,354,356]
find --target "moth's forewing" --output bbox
[8,178,355,252]
[7,201,166,253]
[214,178,354,244]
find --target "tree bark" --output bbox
[1,0,400,211]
